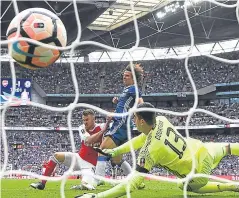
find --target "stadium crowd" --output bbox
[1,51,239,180]
[4,103,239,127]
[2,131,80,175]
[1,51,239,94]
[2,131,239,177]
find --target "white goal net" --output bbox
[1,1,239,198]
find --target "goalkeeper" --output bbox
[76,102,239,198]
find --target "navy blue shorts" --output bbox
[104,120,132,146]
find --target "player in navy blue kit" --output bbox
[92,63,144,187]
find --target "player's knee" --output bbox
[99,139,108,150]
[99,143,107,150]
[100,136,116,150]
[53,152,65,163]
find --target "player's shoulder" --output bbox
[156,116,172,128]
[127,85,142,94]
[156,115,168,123]
[95,123,105,130]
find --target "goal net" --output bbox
[1,1,239,198]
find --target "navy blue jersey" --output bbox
[114,85,142,120]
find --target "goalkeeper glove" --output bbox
[102,149,119,158]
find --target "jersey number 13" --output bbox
[164,127,187,159]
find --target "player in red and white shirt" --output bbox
[30,109,107,191]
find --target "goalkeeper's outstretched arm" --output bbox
[76,171,145,198]
[98,171,144,198]
[104,133,147,157]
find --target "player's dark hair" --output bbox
[124,63,144,84]
[82,109,95,116]
[136,102,156,126]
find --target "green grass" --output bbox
[1,179,238,198]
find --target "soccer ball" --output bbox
[6,8,67,70]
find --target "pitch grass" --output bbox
[1,179,238,198]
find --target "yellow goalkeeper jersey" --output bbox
[120,116,206,178]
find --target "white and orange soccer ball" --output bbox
[6,8,67,70]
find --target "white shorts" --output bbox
[63,152,96,186]
[63,152,95,171]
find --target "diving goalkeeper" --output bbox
[76,102,239,198]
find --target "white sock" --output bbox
[120,160,131,175]
[94,156,108,184]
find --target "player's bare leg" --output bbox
[100,136,123,164]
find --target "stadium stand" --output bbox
[1,51,239,94]
[4,104,239,127]
[1,51,239,179]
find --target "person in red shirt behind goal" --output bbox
[30,109,108,190]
